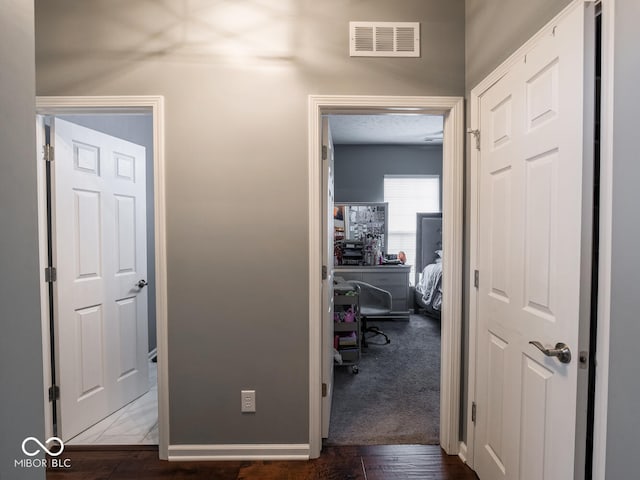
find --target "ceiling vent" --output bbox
[349,22,420,57]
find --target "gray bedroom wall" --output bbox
[333,145,443,205]
[57,114,157,352]
[0,1,46,479]
[34,0,465,445]
[605,0,640,477]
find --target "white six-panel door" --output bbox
[321,116,335,438]
[53,118,149,441]
[474,4,589,479]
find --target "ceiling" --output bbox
[328,114,444,145]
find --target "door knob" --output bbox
[136,279,148,289]
[529,341,571,364]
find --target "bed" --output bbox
[414,213,443,319]
[415,252,443,319]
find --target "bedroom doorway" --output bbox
[326,115,445,446]
[308,95,465,458]
[35,96,169,460]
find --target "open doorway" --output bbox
[308,95,465,459]
[35,96,169,459]
[326,113,445,446]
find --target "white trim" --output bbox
[458,441,468,464]
[36,115,54,441]
[35,95,169,461]
[440,97,464,455]
[592,0,614,478]
[308,95,464,458]
[168,444,310,461]
[468,0,601,475]
[465,91,481,468]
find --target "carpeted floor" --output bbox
[326,313,441,446]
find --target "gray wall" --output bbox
[605,0,640,477]
[58,114,157,352]
[334,144,443,203]
[35,0,465,445]
[0,0,45,479]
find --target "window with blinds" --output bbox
[384,175,440,284]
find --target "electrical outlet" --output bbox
[241,390,256,413]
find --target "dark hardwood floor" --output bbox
[47,444,478,479]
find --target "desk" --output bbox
[334,265,411,318]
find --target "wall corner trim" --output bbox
[167,444,310,461]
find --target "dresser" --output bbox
[334,265,411,318]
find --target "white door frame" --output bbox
[592,1,614,478]
[467,0,612,475]
[308,95,465,458]
[35,95,169,460]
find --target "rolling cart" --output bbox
[333,283,361,374]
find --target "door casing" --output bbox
[35,96,169,460]
[308,95,465,458]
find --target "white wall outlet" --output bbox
[241,390,256,413]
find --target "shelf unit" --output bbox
[337,202,388,253]
[333,284,361,374]
[340,240,364,266]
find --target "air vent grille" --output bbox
[376,27,394,52]
[354,26,374,52]
[350,22,420,57]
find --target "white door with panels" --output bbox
[474,4,591,479]
[52,118,149,440]
[321,116,335,438]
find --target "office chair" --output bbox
[346,280,392,347]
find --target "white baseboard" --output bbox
[458,441,468,464]
[167,443,310,461]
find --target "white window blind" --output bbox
[384,175,440,284]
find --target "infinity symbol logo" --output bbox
[21,437,64,457]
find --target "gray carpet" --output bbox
[327,313,441,446]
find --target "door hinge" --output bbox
[322,383,327,397]
[322,145,328,160]
[322,265,328,280]
[474,270,479,288]
[43,144,54,162]
[45,266,57,283]
[472,401,477,423]
[48,385,60,402]
[467,129,480,151]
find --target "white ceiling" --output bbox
[328,114,444,145]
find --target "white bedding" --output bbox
[416,259,443,312]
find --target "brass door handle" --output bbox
[529,341,572,364]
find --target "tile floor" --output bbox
[67,360,158,445]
